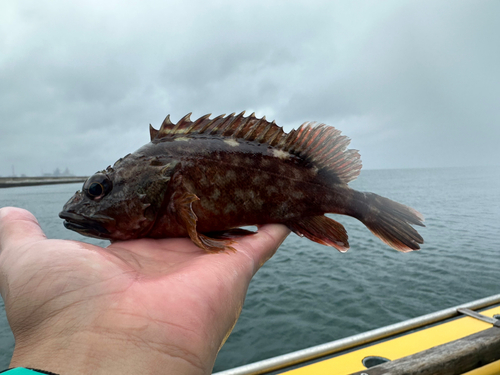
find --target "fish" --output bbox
[59,112,424,252]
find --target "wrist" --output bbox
[10,328,213,375]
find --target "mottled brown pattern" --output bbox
[60,112,424,253]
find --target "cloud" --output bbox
[1,0,499,176]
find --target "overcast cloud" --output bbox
[1,0,499,177]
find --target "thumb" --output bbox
[236,223,290,275]
[0,207,47,253]
[0,207,47,300]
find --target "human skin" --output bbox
[0,207,290,375]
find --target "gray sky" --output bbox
[1,0,499,177]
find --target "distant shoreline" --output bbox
[0,176,88,188]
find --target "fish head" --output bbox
[59,152,177,240]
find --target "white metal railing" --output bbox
[213,293,500,375]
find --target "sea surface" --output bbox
[0,167,499,372]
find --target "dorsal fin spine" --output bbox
[186,114,211,134]
[284,129,300,151]
[313,133,345,158]
[305,125,328,150]
[266,128,283,146]
[324,136,350,160]
[161,115,173,130]
[252,117,268,139]
[303,127,324,155]
[255,122,274,143]
[158,114,174,137]
[198,114,225,134]
[186,119,200,134]
[280,133,294,151]
[169,122,181,135]
[323,149,349,168]
[207,117,224,135]
[196,115,213,133]
[323,141,346,160]
[207,114,226,133]
[171,113,192,134]
[220,113,239,136]
[243,118,263,140]
[191,114,210,127]
[225,112,245,138]
[328,153,353,169]
[149,124,159,141]
[180,113,192,124]
[163,114,173,125]
[233,112,250,138]
[291,126,313,154]
[275,131,291,148]
[308,131,334,154]
[290,124,307,151]
[211,113,236,135]
[299,123,318,150]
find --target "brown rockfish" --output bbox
[59,112,424,252]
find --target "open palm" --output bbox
[0,207,289,375]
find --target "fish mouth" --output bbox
[59,211,111,239]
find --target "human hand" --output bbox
[0,207,290,375]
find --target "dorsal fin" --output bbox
[150,113,362,183]
[149,124,158,141]
[277,122,362,183]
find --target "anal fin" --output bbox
[197,233,236,253]
[206,228,256,239]
[286,216,349,252]
[175,191,236,252]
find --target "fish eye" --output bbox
[83,173,113,200]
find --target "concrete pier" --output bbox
[0,176,88,188]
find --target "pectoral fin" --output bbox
[175,191,236,252]
[286,215,349,252]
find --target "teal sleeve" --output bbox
[2,369,57,375]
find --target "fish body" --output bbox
[60,112,424,252]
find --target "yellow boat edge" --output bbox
[213,294,500,375]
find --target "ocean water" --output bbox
[0,167,499,371]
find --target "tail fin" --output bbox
[352,191,424,252]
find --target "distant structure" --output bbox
[43,167,74,177]
[7,166,75,178]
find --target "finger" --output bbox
[0,207,47,253]
[236,223,290,274]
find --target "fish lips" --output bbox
[59,211,112,239]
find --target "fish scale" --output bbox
[60,112,424,253]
